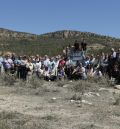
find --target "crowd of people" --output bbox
[0,41,120,84]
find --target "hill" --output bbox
[0,28,120,56]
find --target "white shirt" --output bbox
[112,51,117,58]
[34,62,41,71]
[43,58,50,67]
[66,59,73,66]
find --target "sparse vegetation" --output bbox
[0,74,16,86]
[0,66,120,129]
[0,28,120,56]
[28,75,44,89]
[113,94,120,106]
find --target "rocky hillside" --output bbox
[0,28,37,41]
[42,30,116,40]
[0,28,120,55]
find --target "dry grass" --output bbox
[0,111,53,129]
[0,74,16,86]
[0,111,29,129]
[0,75,120,129]
[113,94,120,106]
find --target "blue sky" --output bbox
[0,0,120,38]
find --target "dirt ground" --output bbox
[0,77,120,129]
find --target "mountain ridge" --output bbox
[0,28,120,55]
[0,28,119,40]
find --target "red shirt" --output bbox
[59,59,65,67]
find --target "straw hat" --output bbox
[3,51,12,57]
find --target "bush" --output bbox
[0,74,16,86]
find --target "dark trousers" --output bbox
[69,73,82,80]
[50,75,57,81]
[20,66,27,80]
[17,67,21,79]
[44,76,50,81]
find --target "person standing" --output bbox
[0,52,4,73]
[20,56,28,80]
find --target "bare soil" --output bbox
[0,79,120,129]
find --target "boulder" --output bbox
[114,85,120,90]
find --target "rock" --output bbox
[63,84,69,88]
[77,104,82,107]
[99,88,108,91]
[94,93,100,97]
[52,97,56,100]
[84,92,100,97]
[50,97,57,103]
[75,100,81,104]
[84,92,94,97]
[70,100,75,103]
[114,85,120,90]
[113,89,120,94]
[114,98,120,106]
[81,100,92,105]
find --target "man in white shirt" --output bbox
[43,55,50,67]
[111,48,116,58]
